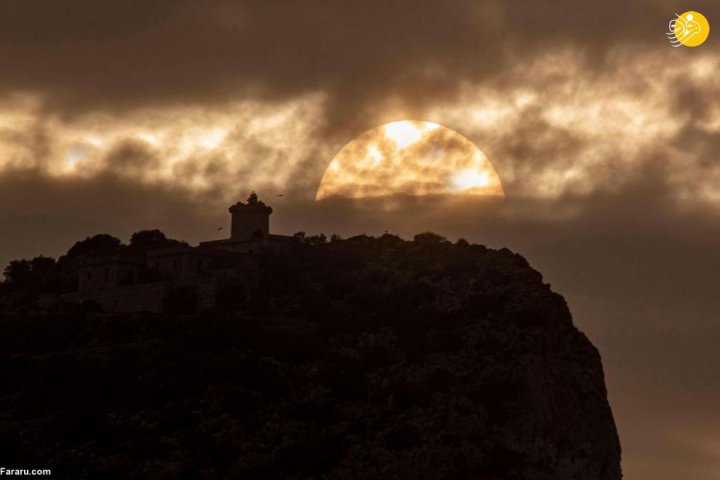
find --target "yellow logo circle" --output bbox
[668,11,710,47]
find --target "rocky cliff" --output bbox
[0,234,621,479]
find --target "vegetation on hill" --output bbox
[0,230,187,298]
[0,235,621,479]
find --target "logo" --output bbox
[667,11,710,47]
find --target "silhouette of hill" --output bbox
[0,234,621,479]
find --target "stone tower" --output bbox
[229,192,273,240]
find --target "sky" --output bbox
[1,1,719,477]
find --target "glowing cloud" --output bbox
[0,93,328,201]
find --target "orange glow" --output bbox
[316,121,505,200]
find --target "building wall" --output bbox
[78,264,143,293]
[231,209,270,240]
[150,254,207,280]
[199,241,258,254]
[192,277,217,311]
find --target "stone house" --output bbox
[66,192,294,313]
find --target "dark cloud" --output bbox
[104,140,158,176]
[1,0,717,126]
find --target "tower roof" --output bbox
[229,191,273,214]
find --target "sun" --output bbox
[316,120,504,200]
[384,121,433,148]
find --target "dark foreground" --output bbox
[0,235,621,479]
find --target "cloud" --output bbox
[1,47,719,208]
[0,93,331,200]
[0,0,716,116]
[0,1,718,209]
[1,3,720,478]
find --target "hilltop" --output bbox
[0,234,621,479]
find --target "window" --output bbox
[196,259,202,272]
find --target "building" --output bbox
[230,191,272,240]
[77,253,147,292]
[148,245,209,281]
[198,192,295,254]
[64,193,295,313]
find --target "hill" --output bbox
[0,234,621,479]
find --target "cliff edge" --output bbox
[0,234,621,479]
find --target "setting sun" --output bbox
[384,120,434,148]
[316,121,504,200]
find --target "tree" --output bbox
[305,233,327,245]
[3,259,31,286]
[31,256,56,273]
[129,229,185,252]
[379,233,404,247]
[2,256,59,291]
[413,232,448,245]
[66,234,122,258]
[130,229,167,247]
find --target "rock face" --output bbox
[0,235,621,479]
